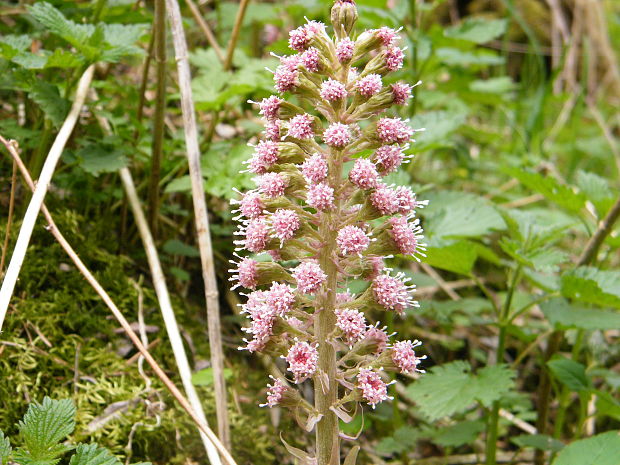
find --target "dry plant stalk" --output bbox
[0,65,95,331]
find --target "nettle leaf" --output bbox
[15,397,76,465]
[499,238,568,273]
[12,52,48,69]
[28,2,95,52]
[201,143,254,199]
[512,434,565,452]
[431,420,485,447]
[69,444,121,465]
[28,82,69,126]
[0,35,31,59]
[547,358,592,392]
[444,17,508,43]
[405,361,515,421]
[375,426,419,455]
[76,142,128,176]
[45,49,83,69]
[504,167,586,214]
[423,238,478,275]
[0,431,11,465]
[552,431,620,465]
[576,170,615,217]
[541,298,620,331]
[410,111,467,149]
[561,267,620,309]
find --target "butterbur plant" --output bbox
[231,1,428,463]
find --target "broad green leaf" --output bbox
[28,3,95,53]
[445,17,508,43]
[45,49,83,69]
[15,397,76,465]
[423,239,477,275]
[541,298,620,331]
[164,175,192,194]
[499,238,568,273]
[163,240,200,258]
[561,267,620,309]
[375,426,419,455]
[435,47,505,66]
[576,170,615,217]
[504,167,586,214]
[0,35,31,59]
[431,420,485,447]
[405,361,515,421]
[69,444,121,465]
[547,358,591,392]
[410,111,467,149]
[191,367,233,386]
[595,391,620,422]
[12,52,48,69]
[29,82,69,127]
[552,431,620,465]
[0,431,11,465]
[102,24,147,48]
[469,77,515,94]
[201,143,254,199]
[512,434,564,452]
[76,143,128,176]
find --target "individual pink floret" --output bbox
[289,25,310,51]
[385,46,404,71]
[376,118,413,145]
[376,26,399,47]
[264,120,282,142]
[301,153,328,183]
[364,324,390,354]
[349,158,380,190]
[391,82,412,105]
[335,308,367,345]
[395,185,422,214]
[258,95,282,120]
[257,172,288,198]
[374,145,406,174]
[286,340,319,383]
[248,140,279,174]
[306,182,335,211]
[392,340,426,374]
[271,208,301,244]
[292,261,327,294]
[336,37,355,62]
[274,65,299,93]
[357,368,390,408]
[389,216,425,259]
[320,79,348,101]
[266,282,296,317]
[337,225,370,255]
[261,376,288,407]
[236,191,264,219]
[356,74,382,98]
[372,272,418,313]
[242,217,270,253]
[324,123,352,147]
[370,184,399,215]
[301,47,320,72]
[288,113,315,140]
[229,255,258,290]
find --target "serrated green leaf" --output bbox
[435,47,505,66]
[540,298,620,331]
[0,35,31,59]
[76,143,128,176]
[423,239,477,275]
[576,170,615,217]
[561,267,620,309]
[28,2,95,52]
[512,434,565,452]
[499,238,568,273]
[201,143,254,199]
[15,397,76,465]
[102,24,147,48]
[69,444,121,465]
[445,17,508,43]
[547,358,591,392]
[29,81,69,127]
[431,420,485,447]
[552,431,620,465]
[45,49,83,69]
[469,77,515,93]
[12,52,48,69]
[0,431,11,465]
[162,240,200,258]
[405,361,515,421]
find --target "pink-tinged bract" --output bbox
[292,261,327,294]
[306,182,335,211]
[320,79,348,101]
[286,340,319,382]
[357,368,389,408]
[288,113,315,140]
[392,340,426,374]
[301,153,328,183]
[337,225,370,255]
[271,208,301,243]
[324,122,352,147]
[349,158,380,189]
[356,74,382,97]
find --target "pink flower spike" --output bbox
[336,38,355,62]
[357,368,391,408]
[356,74,382,98]
[271,208,301,244]
[385,46,404,71]
[392,340,426,374]
[301,47,320,72]
[349,158,380,190]
[324,123,352,148]
[391,82,412,105]
[370,184,399,215]
[257,172,288,198]
[376,118,413,145]
[286,340,319,383]
[229,255,258,289]
[288,113,315,140]
[292,261,327,294]
[389,216,426,260]
[258,96,282,120]
[306,182,334,211]
[335,308,367,345]
[260,376,288,407]
[395,185,421,214]
[337,225,370,255]
[320,79,348,102]
[264,120,282,142]
[373,272,418,313]
[301,153,328,183]
[374,145,407,174]
[248,140,279,174]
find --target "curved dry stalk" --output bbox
[185,0,225,64]
[0,135,235,465]
[0,65,95,331]
[166,0,231,449]
[224,0,250,70]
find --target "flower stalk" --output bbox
[230,2,429,462]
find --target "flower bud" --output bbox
[331,0,358,40]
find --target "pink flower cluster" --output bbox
[232,3,429,449]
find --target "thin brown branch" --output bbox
[185,0,226,64]
[224,0,250,70]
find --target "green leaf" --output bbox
[445,17,508,43]
[595,390,620,422]
[0,35,31,59]
[375,426,419,455]
[552,431,620,465]
[191,367,233,386]
[431,420,485,447]
[499,238,568,273]
[405,361,515,421]
[69,444,121,465]
[45,49,83,69]
[76,143,128,176]
[512,434,565,452]
[423,239,477,275]
[576,170,615,217]
[561,267,620,309]
[435,47,505,66]
[15,397,76,465]
[12,52,48,69]
[0,431,11,465]
[541,298,620,331]
[504,167,586,214]
[29,82,69,127]
[469,77,515,94]
[164,175,192,194]
[162,240,200,258]
[201,143,254,199]
[547,358,591,392]
[410,111,467,149]
[28,3,96,53]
